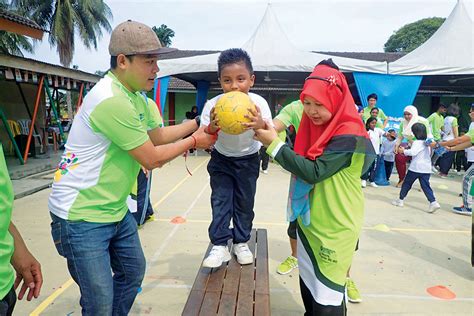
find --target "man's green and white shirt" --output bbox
[48,72,161,223]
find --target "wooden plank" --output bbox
[254,294,270,316]
[217,257,241,316]
[255,229,270,295]
[235,230,257,316]
[182,244,214,316]
[199,291,221,316]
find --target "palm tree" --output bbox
[0,0,34,56]
[11,0,113,67]
[152,24,175,47]
[0,31,33,56]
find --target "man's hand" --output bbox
[242,106,265,130]
[192,128,217,149]
[11,246,43,301]
[254,122,278,147]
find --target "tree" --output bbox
[384,17,445,53]
[0,0,34,56]
[152,24,175,47]
[11,0,113,67]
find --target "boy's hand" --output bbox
[254,122,278,147]
[206,107,220,134]
[242,106,265,130]
[192,128,217,149]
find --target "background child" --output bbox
[369,107,384,129]
[200,48,272,268]
[381,129,397,181]
[392,123,441,213]
[362,117,384,187]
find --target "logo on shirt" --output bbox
[139,113,145,121]
[54,152,80,182]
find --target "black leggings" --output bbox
[300,278,346,316]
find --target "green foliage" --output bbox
[152,24,175,47]
[384,17,445,52]
[0,0,34,56]
[9,0,113,67]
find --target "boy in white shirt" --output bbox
[392,123,441,213]
[381,129,397,181]
[200,48,272,267]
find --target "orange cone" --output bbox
[426,285,456,300]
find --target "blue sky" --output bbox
[23,0,458,73]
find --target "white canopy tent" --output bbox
[388,0,474,76]
[156,4,387,83]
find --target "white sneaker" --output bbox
[431,166,439,174]
[391,199,404,207]
[202,245,231,268]
[369,182,378,188]
[361,180,367,188]
[262,169,268,174]
[232,243,254,265]
[428,201,441,213]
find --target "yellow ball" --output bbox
[214,91,256,135]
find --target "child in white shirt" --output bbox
[392,123,441,213]
[381,129,397,181]
[362,117,384,187]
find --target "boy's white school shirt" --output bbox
[403,140,432,174]
[201,92,272,157]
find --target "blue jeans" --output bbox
[399,170,436,203]
[0,286,16,316]
[50,212,146,316]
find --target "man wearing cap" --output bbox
[48,20,216,315]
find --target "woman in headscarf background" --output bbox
[394,105,432,187]
[254,60,375,315]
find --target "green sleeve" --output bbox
[273,145,353,184]
[90,96,149,151]
[378,108,387,120]
[452,117,459,128]
[147,98,163,129]
[275,100,300,128]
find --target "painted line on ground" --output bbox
[30,158,209,315]
[153,158,209,209]
[30,279,75,316]
[147,180,209,266]
[154,218,469,234]
[139,283,474,302]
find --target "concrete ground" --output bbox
[10,155,473,315]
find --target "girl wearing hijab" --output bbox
[255,60,375,314]
[394,106,432,187]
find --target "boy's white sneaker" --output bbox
[233,243,254,265]
[428,201,441,213]
[391,199,404,207]
[369,182,378,187]
[361,180,367,188]
[202,245,231,268]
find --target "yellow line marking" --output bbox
[156,218,469,234]
[153,158,209,209]
[31,158,210,315]
[30,279,75,316]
